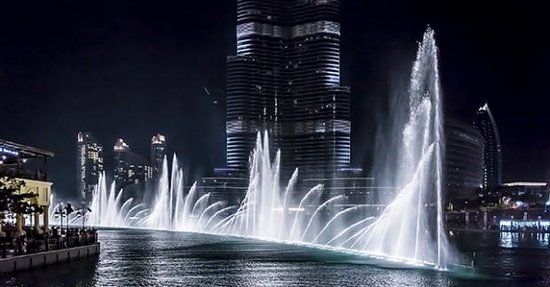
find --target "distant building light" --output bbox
[151,134,166,145]
[500,219,550,230]
[514,201,529,209]
[499,220,512,228]
[479,103,489,112]
[114,138,130,151]
[503,182,547,187]
[0,147,19,157]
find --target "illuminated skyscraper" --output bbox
[150,134,166,179]
[474,103,502,190]
[226,0,351,176]
[444,120,484,198]
[77,132,104,206]
[114,138,153,190]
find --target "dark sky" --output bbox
[1,0,548,199]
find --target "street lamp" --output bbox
[85,207,92,229]
[76,210,83,229]
[61,210,67,233]
[55,202,67,234]
[64,202,74,231]
[28,206,35,236]
[53,209,60,235]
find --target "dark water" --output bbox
[2,229,550,286]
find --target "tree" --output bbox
[0,176,43,235]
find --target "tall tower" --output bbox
[226,0,351,177]
[444,119,484,198]
[474,103,502,190]
[114,138,153,190]
[113,138,131,188]
[77,132,104,206]
[150,134,166,179]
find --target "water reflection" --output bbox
[2,229,550,286]
[2,256,98,287]
[500,232,550,249]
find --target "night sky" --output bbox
[1,1,548,199]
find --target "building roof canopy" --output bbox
[0,139,55,159]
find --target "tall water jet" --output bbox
[177,182,198,230]
[218,132,300,240]
[81,28,452,271]
[87,158,206,231]
[173,169,185,229]
[366,27,449,268]
[146,157,171,229]
[88,173,143,227]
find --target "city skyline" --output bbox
[78,133,166,185]
[75,132,166,205]
[1,0,548,198]
[1,1,550,285]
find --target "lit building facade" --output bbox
[226,0,351,177]
[444,120,484,199]
[150,134,166,179]
[113,138,153,190]
[77,132,104,206]
[474,104,502,190]
[0,139,54,236]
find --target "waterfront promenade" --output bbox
[0,227,99,273]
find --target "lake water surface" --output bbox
[2,229,549,286]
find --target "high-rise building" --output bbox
[474,103,502,190]
[226,0,351,177]
[444,120,484,199]
[114,138,153,190]
[77,132,104,206]
[150,134,166,179]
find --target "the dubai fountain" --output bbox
[59,28,451,270]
